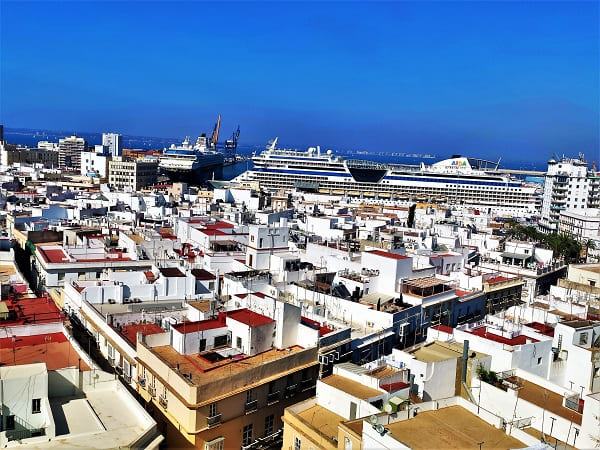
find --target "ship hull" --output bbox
[161,163,223,185]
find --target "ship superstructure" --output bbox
[233,139,541,215]
[159,135,224,184]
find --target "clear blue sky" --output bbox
[1,1,598,161]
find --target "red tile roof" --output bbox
[226,308,274,327]
[368,250,409,260]
[120,323,165,346]
[159,267,186,278]
[191,268,215,281]
[486,276,510,284]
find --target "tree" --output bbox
[583,239,597,262]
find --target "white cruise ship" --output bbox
[159,136,224,184]
[233,138,541,215]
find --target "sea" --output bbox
[4,127,549,181]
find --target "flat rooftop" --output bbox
[296,404,345,445]
[0,332,89,370]
[386,405,524,449]
[320,375,383,399]
[151,344,306,385]
[514,378,582,425]
[578,264,600,274]
[120,323,164,346]
[407,341,486,363]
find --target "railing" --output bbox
[6,414,45,442]
[300,379,314,392]
[148,385,156,397]
[138,376,146,388]
[108,356,115,366]
[284,384,298,398]
[207,413,222,427]
[267,391,280,405]
[245,399,258,414]
[123,373,132,384]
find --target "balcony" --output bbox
[300,378,315,392]
[245,399,258,414]
[267,391,280,405]
[148,385,156,397]
[284,384,298,398]
[123,373,132,384]
[138,376,146,388]
[207,413,222,428]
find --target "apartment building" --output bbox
[109,156,158,191]
[135,308,320,449]
[540,156,600,232]
[559,208,600,243]
[58,135,88,169]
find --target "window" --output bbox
[246,389,253,403]
[236,336,243,349]
[6,415,15,430]
[32,398,41,414]
[209,402,218,417]
[294,436,301,450]
[265,414,274,435]
[204,437,224,450]
[242,424,253,447]
[537,357,542,365]
[578,332,589,346]
[214,334,228,347]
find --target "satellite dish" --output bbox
[369,415,378,425]
[375,424,385,435]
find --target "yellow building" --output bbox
[135,315,320,449]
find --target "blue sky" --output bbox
[1,1,598,161]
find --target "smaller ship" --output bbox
[159,134,224,185]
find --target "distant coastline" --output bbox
[4,126,550,172]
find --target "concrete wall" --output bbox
[171,326,229,355]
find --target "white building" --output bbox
[0,363,162,448]
[102,132,123,157]
[559,208,600,244]
[540,156,600,232]
[108,156,158,191]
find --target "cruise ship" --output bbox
[233,139,541,215]
[159,135,224,184]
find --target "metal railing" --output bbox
[267,391,280,405]
[207,413,222,427]
[245,399,258,414]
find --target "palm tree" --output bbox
[583,239,597,262]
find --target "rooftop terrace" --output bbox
[385,405,524,449]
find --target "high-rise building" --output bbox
[539,156,600,232]
[108,156,158,191]
[102,132,123,157]
[58,135,88,169]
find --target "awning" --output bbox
[500,252,531,260]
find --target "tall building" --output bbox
[539,156,600,232]
[108,156,158,191]
[58,135,88,169]
[102,132,123,157]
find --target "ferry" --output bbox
[159,135,224,185]
[233,138,542,215]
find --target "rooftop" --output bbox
[159,267,186,278]
[190,268,215,280]
[468,326,538,346]
[0,332,90,370]
[226,308,275,327]
[120,323,165,346]
[385,405,524,449]
[560,319,596,329]
[295,404,345,445]
[407,341,487,363]
[150,344,306,385]
[0,295,64,326]
[171,316,227,334]
[368,250,409,260]
[514,378,582,425]
[320,375,383,399]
